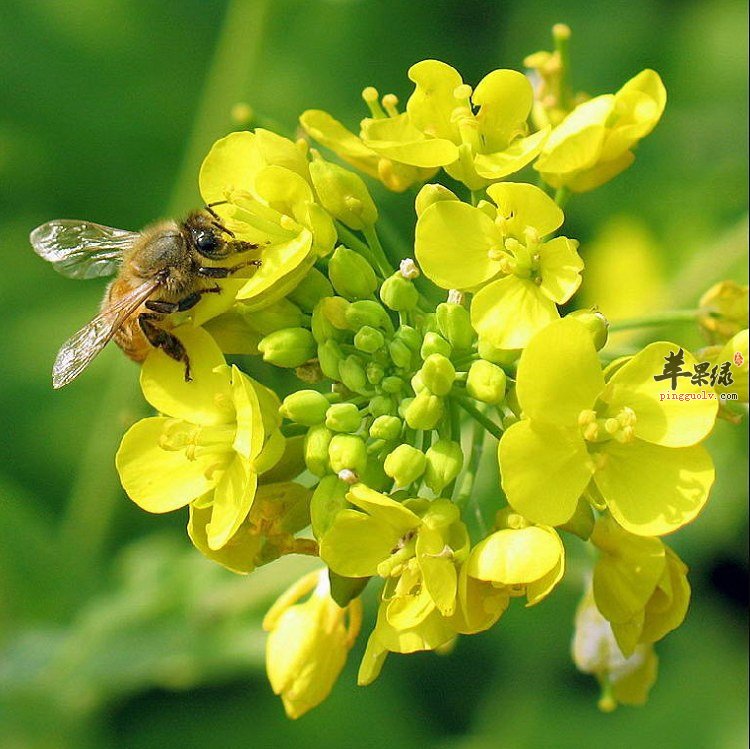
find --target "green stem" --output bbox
[554,186,570,208]
[609,309,701,333]
[455,420,488,535]
[57,0,271,607]
[454,396,504,441]
[470,189,484,207]
[334,222,386,277]
[363,225,396,276]
[553,23,573,112]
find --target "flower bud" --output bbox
[309,157,378,230]
[288,267,333,312]
[404,390,444,430]
[421,331,452,360]
[395,324,421,351]
[304,424,333,476]
[328,246,378,300]
[436,302,474,352]
[698,280,749,343]
[354,325,385,353]
[380,273,419,311]
[368,394,396,417]
[317,339,344,380]
[319,296,351,330]
[381,375,404,394]
[263,569,362,719]
[339,355,369,394]
[310,475,349,539]
[329,434,368,474]
[420,354,456,396]
[424,439,464,493]
[568,309,609,351]
[366,361,385,385]
[258,327,316,368]
[280,390,329,426]
[325,403,362,433]
[384,444,427,486]
[388,338,413,369]
[345,299,393,333]
[466,360,507,404]
[414,183,459,217]
[311,301,340,342]
[249,298,307,336]
[369,415,402,441]
[410,371,426,393]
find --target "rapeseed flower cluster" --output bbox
[112,27,747,718]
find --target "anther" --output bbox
[381,93,399,117]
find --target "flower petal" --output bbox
[473,69,534,147]
[499,420,594,526]
[473,128,550,180]
[471,275,559,351]
[140,326,232,425]
[595,440,715,536]
[116,417,215,512]
[415,201,501,290]
[538,236,584,304]
[605,342,718,447]
[206,456,256,550]
[346,483,421,533]
[485,182,564,238]
[406,60,463,142]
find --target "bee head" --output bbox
[193,228,228,259]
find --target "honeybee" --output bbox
[30,206,260,389]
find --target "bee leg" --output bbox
[175,285,222,312]
[138,313,192,381]
[197,259,262,278]
[145,299,179,313]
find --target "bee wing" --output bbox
[52,279,159,389]
[30,219,139,279]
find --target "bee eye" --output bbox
[195,230,219,255]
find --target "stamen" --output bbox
[362,86,385,118]
[381,93,399,117]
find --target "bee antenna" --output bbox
[204,202,236,238]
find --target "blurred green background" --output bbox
[0,0,747,747]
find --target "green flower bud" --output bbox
[354,325,385,353]
[420,354,456,396]
[424,439,464,494]
[339,355,369,394]
[310,475,349,539]
[436,302,474,352]
[395,324,421,351]
[317,339,344,380]
[397,397,414,418]
[380,273,419,312]
[345,300,393,333]
[381,375,404,394]
[288,267,334,312]
[304,424,333,476]
[384,444,427,487]
[328,246,378,300]
[411,371,426,393]
[309,157,378,230]
[559,497,595,541]
[421,331,452,360]
[369,394,396,417]
[567,309,609,351]
[388,339,413,369]
[404,390,444,430]
[366,362,385,385]
[328,434,368,475]
[319,296,351,330]
[414,183,459,217]
[311,299,343,342]
[258,327,316,368]
[369,415,402,441]
[280,390,329,426]
[466,360,507,405]
[478,338,520,366]
[325,403,362,433]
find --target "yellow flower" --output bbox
[572,587,659,711]
[263,568,362,719]
[360,61,548,190]
[116,326,283,550]
[198,130,336,311]
[415,182,582,349]
[188,481,316,573]
[703,329,749,404]
[466,510,565,606]
[535,70,666,192]
[498,318,717,536]
[591,516,690,656]
[299,107,438,192]
[698,280,749,344]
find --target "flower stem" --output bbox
[334,222,387,277]
[363,225,396,276]
[455,419,488,535]
[608,309,701,332]
[554,186,570,208]
[454,396,504,441]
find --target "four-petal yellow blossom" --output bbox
[535,69,666,192]
[498,318,717,536]
[415,182,582,349]
[263,568,362,719]
[116,326,283,550]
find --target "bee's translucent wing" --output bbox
[52,279,158,389]
[30,219,139,279]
